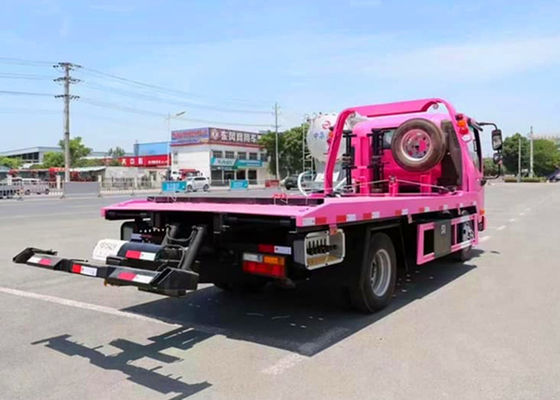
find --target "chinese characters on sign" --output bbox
[209,128,260,146]
[170,127,261,147]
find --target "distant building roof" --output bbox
[0,146,59,157]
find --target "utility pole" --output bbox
[54,62,80,183]
[274,102,280,180]
[517,135,522,183]
[529,126,534,178]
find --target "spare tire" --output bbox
[391,118,446,172]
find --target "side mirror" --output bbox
[493,152,502,164]
[491,129,503,151]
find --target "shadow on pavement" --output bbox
[123,253,480,357]
[31,329,212,400]
[31,252,481,399]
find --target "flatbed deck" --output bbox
[102,190,481,228]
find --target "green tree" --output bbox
[502,133,529,175]
[483,157,500,176]
[259,124,308,177]
[58,136,92,167]
[41,152,64,167]
[107,146,125,158]
[0,156,22,169]
[533,139,560,177]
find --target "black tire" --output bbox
[452,211,475,261]
[203,184,210,192]
[186,185,193,192]
[45,188,50,195]
[350,232,397,313]
[391,118,446,172]
[24,189,30,195]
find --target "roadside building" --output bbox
[0,146,116,166]
[170,127,270,185]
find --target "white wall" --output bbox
[172,145,211,177]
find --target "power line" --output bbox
[79,80,271,115]
[0,90,55,96]
[79,66,271,109]
[0,72,56,80]
[0,57,56,66]
[79,97,273,127]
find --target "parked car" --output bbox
[282,173,313,190]
[185,176,210,192]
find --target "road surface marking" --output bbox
[479,236,491,242]
[262,353,306,375]
[519,212,525,216]
[0,287,180,328]
[508,218,517,223]
[496,225,506,231]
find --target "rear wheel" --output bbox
[203,184,210,192]
[350,232,397,313]
[186,185,193,192]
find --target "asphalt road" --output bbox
[0,183,559,400]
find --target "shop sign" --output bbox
[209,128,261,146]
[171,128,209,146]
[211,157,236,167]
[235,159,263,168]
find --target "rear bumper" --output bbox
[13,247,199,296]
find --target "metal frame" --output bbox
[416,213,478,265]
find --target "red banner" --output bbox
[118,154,169,167]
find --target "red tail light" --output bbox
[243,261,285,278]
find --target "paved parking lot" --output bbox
[1,183,559,400]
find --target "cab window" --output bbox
[467,125,482,171]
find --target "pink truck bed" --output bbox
[102,190,482,228]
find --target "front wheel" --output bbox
[350,232,397,313]
[186,185,193,192]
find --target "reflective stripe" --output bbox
[133,275,152,284]
[274,246,292,255]
[28,256,42,264]
[243,253,262,262]
[302,217,315,226]
[139,252,156,261]
[80,266,97,277]
[346,214,357,222]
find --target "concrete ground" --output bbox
[0,183,559,400]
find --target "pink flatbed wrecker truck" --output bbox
[13,98,503,313]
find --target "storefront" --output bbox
[171,127,271,185]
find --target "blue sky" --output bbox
[1,0,559,153]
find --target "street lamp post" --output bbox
[166,111,186,173]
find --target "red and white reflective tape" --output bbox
[395,209,409,216]
[301,216,328,226]
[440,204,449,211]
[420,206,430,213]
[335,213,357,223]
[28,256,52,266]
[125,250,156,261]
[71,264,97,277]
[117,271,153,284]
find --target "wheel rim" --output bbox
[370,248,391,297]
[400,129,432,162]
